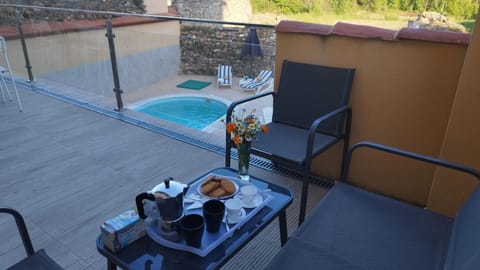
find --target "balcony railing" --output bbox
[0,4,275,146]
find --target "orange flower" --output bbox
[233,134,241,145]
[248,119,255,124]
[262,125,269,133]
[226,122,235,133]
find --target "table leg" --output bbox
[107,259,117,270]
[279,210,288,246]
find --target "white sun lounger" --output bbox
[239,70,273,93]
[217,65,232,88]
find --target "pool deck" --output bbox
[126,74,273,146]
[38,73,273,148]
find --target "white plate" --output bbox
[197,174,239,200]
[225,208,246,224]
[235,193,263,208]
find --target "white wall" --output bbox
[144,0,168,14]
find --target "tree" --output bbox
[272,0,308,13]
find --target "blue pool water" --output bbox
[135,96,228,130]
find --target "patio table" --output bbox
[96,167,293,270]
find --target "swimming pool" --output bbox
[134,96,228,130]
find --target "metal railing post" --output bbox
[16,10,34,82]
[105,18,124,111]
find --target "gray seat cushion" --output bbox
[267,182,453,270]
[266,236,367,269]
[252,122,338,166]
[444,187,480,270]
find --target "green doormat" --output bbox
[176,80,211,90]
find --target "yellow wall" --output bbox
[275,28,468,207]
[428,16,480,216]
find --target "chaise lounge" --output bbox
[217,64,232,88]
[239,70,273,93]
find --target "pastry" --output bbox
[220,178,235,193]
[201,180,219,194]
[208,187,227,197]
[200,176,236,198]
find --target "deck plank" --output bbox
[0,86,327,270]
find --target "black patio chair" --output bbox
[1,208,64,270]
[225,60,355,225]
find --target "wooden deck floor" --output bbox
[0,86,327,270]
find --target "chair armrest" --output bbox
[340,141,480,183]
[305,106,352,162]
[0,208,35,256]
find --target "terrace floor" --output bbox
[0,82,328,270]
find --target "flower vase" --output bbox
[237,142,251,182]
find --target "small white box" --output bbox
[101,210,145,252]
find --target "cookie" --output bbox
[201,176,215,186]
[201,180,219,194]
[208,187,227,197]
[220,178,235,194]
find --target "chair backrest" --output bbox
[444,186,480,270]
[257,70,272,82]
[273,60,355,136]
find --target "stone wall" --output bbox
[173,0,222,21]
[172,0,252,23]
[1,0,273,77]
[179,25,275,77]
[414,11,466,32]
[0,0,145,24]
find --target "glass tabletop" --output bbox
[96,167,293,270]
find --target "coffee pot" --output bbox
[135,177,188,241]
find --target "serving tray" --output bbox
[145,174,272,257]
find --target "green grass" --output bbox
[460,20,475,32]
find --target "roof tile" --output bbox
[276,20,331,36]
[397,28,470,44]
[331,22,397,40]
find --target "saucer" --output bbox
[225,208,246,224]
[235,193,263,208]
